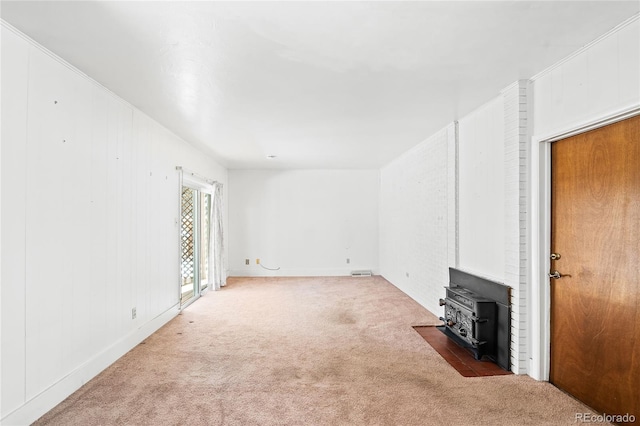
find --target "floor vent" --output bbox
[351,270,372,277]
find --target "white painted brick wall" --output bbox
[502,80,529,374]
[381,86,530,374]
[379,125,455,317]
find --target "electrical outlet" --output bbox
[346,258,350,264]
[131,307,137,319]
[256,258,260,264]
[245,259,250,265]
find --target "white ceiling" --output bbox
[2,1,638,169]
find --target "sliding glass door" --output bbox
[180,186,211,308]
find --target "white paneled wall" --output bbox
[228,169,379,277]
[1,24,227,424]
[2,22,30,417]
[532,16,640,137]
[458,97,505,281]
[379,125,455,317]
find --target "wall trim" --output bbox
[1,306,179,426]
[228,268,379,278]
[529,103,640,381]
[534,103,640,144]
[0,20,130,107]
[530,13,639,82]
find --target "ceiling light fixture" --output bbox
[266,155,277,159]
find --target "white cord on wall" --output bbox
[259,263,281,271]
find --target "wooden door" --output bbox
[550,115,640,420]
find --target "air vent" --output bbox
[351,270,372,277]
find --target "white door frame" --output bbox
[179,171,214,308]
[529,104,640,380]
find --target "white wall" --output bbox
[228,169,378,277]
[379,125,456,317]
[458,97,505,282]
[532,16,640,138]
[1,24,227,425]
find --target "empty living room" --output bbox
[1,1,639,425]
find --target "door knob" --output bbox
[550,253,561,260]
[548,270,563,279]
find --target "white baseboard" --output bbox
[1,306,179,426]
[228,268,379,278]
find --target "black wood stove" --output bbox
[438,268,511,370]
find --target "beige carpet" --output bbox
[35,276,602,425]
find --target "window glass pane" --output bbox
[181,187,196,305]
[199,192,211,288]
